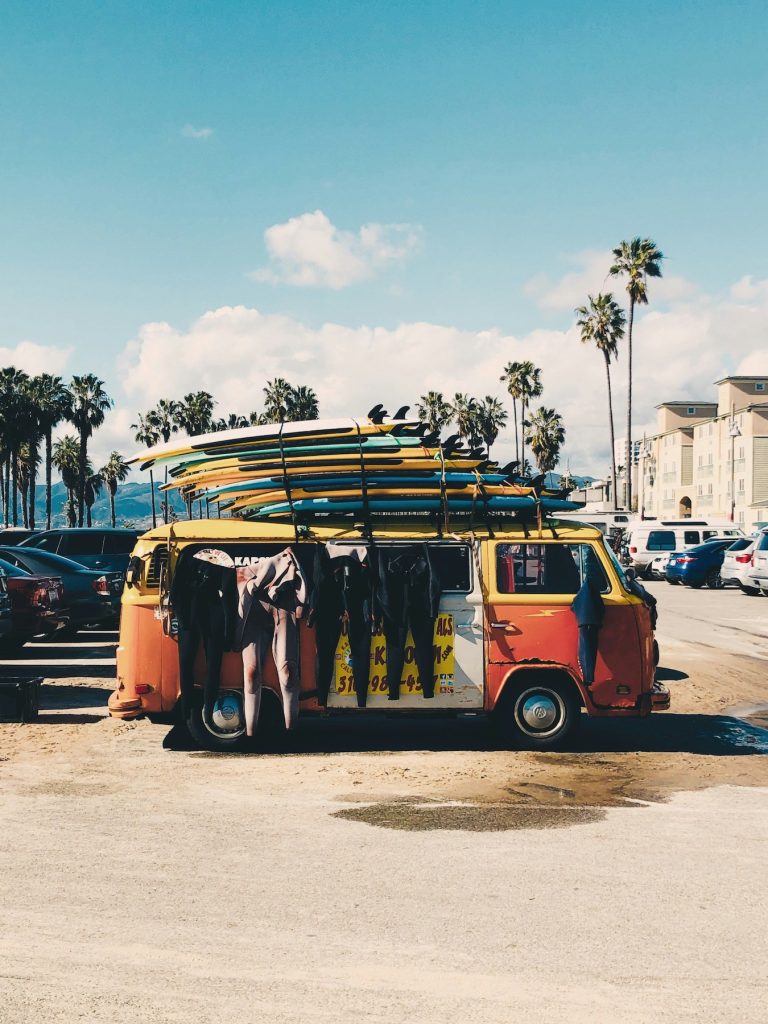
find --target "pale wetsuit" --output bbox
[236,548,308,734]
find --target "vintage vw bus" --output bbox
[109,518,669,750]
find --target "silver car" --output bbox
[746,529,768,595]
[720,537,760,594]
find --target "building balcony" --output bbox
[697,494,714,507]
[697,464,714,478]
[662,472,677,484]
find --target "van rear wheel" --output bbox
[184,690,247,752]
[496,676,580,751]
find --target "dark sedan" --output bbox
[0,558,67,650]
[0,547,122,632]
[665,538,734,589]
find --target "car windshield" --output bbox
[0,547,92,574]
[725,538,751,552]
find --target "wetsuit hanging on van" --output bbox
[375,544,441,700]
[236,547,308,734]
[170,548,238,723]
[308,543,375,708]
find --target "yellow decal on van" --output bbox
[334,613,455,697]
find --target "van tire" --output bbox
[495,674,581,751]
[184,692,246,752]
[739,583,760,596]
[705,569,722,590]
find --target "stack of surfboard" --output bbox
[128,407,582,520]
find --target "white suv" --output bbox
[746,529,768,595]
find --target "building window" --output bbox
[687,406,696,415]
[756,383,766,392]
[707,483,713,495]
[738,478,745,493]
[698,455,703,466]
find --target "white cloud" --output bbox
[180,124,213,139]
[0,340,72,375]
[112,279,768,477]
[525,250,697,311]
[251,210,422,289]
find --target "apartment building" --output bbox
[633,377,768,531]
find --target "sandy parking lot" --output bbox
[1,584,767,1023]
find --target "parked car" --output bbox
[0,547,122,632]
[627,520,744,577]
[18,528,139,573]
[650,553,671,579]
[746,528,768,595]
[0,557,66,650]
[0,528,39,546]
[664,538,735,589]
[720,538,760,595]
[0,567,13,642]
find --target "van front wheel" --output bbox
[496,677,580,751]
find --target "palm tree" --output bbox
[69,374,113,527]
[262,378,294,423]
[0,367,31,525]
[174,392,215,436]
[132,412,160,528]
[575,293,626,510]
[32,374,71,529]
[151,399,180,523]
[609,237,664,511]
[526,407,566,474]
[475,396,508,457]
[100,452,131,528]
[248,410,266,426]
[285,385,319,422]
[516,361,543,476]
[52,434,81,527]
[499,362,526,462]
[416,391,453,434]
[451,394,479,446]
[83,472,102,527]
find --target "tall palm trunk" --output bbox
[67,489,76,527]
[45,430,53,529]
[109,488,116,528]
[20,480,29,528]
[77,429,87,526]
[11,452,19,526]
[0,461,5,525]
[4,456,10,526]
[511,397,519,463]
[604,352,618,510]
[625,297,635,511]
[163,466,169,524]
[520,401,527,477]
[149,469,157,528]
[28,440,37,529]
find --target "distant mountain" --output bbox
[18,481,189,530]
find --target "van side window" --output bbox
[496,543,609,595]
[702,530,717,540]
[647,530,676,551]
[33,534,61,553]
[102,533,139,554]
[62,533,104,556]
[684,531,700,545]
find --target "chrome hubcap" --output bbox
[203,691,245,738]
[515,688,565,737]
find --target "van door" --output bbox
[486,540,645,710]
[326,541,484,709]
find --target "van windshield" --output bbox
[602,539,630,590]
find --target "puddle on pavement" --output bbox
[332,799,606,831]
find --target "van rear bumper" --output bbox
[108,690,143,719]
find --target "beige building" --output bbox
[635,377,768,531]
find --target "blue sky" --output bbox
[1,0,767,470]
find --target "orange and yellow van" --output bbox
[109,518,669,749]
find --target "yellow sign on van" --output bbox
[334,613,455,698]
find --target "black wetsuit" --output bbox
[170,553,237,719]
[375,545,441,700]
[571,572,605,685]
[308,544,375,708]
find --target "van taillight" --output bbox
[630,546,637,554]
[92,576,110,595]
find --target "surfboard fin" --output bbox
[393,405,410,420]
[367,404,386,423]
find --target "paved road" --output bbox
[0,594,767,1024]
